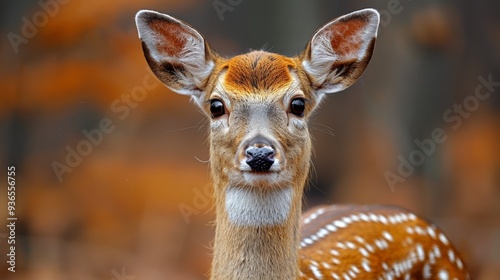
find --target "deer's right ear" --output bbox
[135,10,215,102]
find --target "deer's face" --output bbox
[136,9,379,225]
[203,51,316,189]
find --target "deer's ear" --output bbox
[135,10,215,102]
[301,8,380,95]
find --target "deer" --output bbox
[135,8,470,280]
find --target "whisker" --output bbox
[311,122,336,137]
[194,156,210,164]
[164,124,206,134]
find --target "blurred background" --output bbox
[1,0,499,279]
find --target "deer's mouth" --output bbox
[242,170,279,183]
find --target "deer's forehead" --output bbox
[220,51,297,96]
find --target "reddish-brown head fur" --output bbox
[222,51,296,94]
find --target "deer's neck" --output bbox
[210,184,303,280]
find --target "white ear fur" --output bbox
[135,10,214,102]
[302,8,380,95]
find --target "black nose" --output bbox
[245,147,275,172]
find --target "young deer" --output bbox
[135,8,470,280]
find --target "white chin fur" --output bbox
[225,187,293,226]
[242,172,279,183]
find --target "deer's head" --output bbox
[136,9,379,226]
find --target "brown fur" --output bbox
[222,51,296,94]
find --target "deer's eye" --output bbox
[290,98,305,117]
[210,99,225,118]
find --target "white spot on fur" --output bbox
[350,214,360,222]
[389,216,397,224]
[433,245,442,258]
[423,263,432,279]
[342,217,352,224]
[309,264,323,279]
[415,226,426,235]
[346,242,356,249]
[416,244,425,261]
[456,258,464,270]
[427,226,437,239]
[439,233,449,245]
[379,215,388,224]
[327,224,337,232]
[358,213,368,221]
[336,242,346,249]
[355,236,365,244]
[359,248,369,257]
[448,250,455,262]
[318,228,329,238]
[438,269,449,280]
[382,231,393,242]
[351,265,360,274]
[333,220,347,228]
[365,244,375,253]
[362,258,371,272]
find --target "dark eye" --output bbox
[290,98,305,117]
[210,99,225,118]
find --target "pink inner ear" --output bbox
[328,19,366,58]
[150,20,186,57]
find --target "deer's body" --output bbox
[299,205,466,279]
[135,8,470,280]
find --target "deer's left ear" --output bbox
[301,8,380,95]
